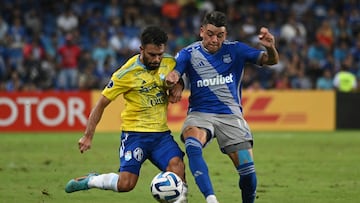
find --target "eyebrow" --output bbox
[207,30,225,35]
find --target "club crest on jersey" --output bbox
[159,73,165,80]
[133,147,144,162]
[125,151,132,161]
[107,80,114,88]
[223,54,232,63]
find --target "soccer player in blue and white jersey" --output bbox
[166,11,279,203]
[65,26,187,203]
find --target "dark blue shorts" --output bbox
[118,131,184,175]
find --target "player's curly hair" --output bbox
[202,11,227,28]
[141,26,168,46]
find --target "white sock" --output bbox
[88,173,119,192]
[206,194,219,203]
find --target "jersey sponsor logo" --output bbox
[133,147,143,162]
[139,83,157,93]
[196,73,234,87]
[149,95,165,106]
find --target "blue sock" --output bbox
[185,137,214,198]
[237,162,257,203]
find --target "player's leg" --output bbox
[65,171,139,193]
[65,131,145,193]
[228,146,257,203]
[182,126,218,203]
[165,156,188,203]
[150,131,187,203]
[216,114,256,203]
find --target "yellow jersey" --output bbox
[102,54,175,132]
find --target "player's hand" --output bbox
[258,27,275,48]
[168,83,183,103]
[78,135,92,153]
[165,71,180,88]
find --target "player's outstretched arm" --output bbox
[79,95,111,153]
[258,27,279,65]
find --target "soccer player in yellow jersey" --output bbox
[65,26,187,202]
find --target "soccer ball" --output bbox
[150,171,183,203]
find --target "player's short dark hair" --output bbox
[141,26,168,46]
[202,11,227,28]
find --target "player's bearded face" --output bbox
[141,44,165,70]
[200,24,226,53]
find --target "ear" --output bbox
[199,26,204,38]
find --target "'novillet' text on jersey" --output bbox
[175,41,263,115]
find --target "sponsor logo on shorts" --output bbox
[125,151,132,161]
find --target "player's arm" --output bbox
[166,49,189,86]
[166,70,181,87]
[79,95,111,153]
[258,27,279,65]
[168,78,184,103]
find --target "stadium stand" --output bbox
[0,0,359,91]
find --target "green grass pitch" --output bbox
[1,131,359,203]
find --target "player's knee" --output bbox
[117,174,137,192]
[183,126,207,143]
[167,157,185,181]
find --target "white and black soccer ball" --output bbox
[150,171,183,203]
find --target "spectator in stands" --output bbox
[275,72,291,90]
[316,20,334,50]
[161,0,182,25]
[39,54,56,90]
[291,69,313,89]
[22,36,46,87]
[104,0,122,20]
[333,64,357,92]
[56,33,81,90]
[78,62,98,90]
[316,69,333,90]
[56,6,79,34]
[0,0,358,92]
[0,16,8,43]
[5,71,22,91]
[279,14,307,46]
[24,8,42,35]
[91,32,116,75]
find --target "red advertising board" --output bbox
[0,92,91,132]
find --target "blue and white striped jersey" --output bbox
[175,40,263,115]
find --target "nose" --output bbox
[154,55,161,63]
[210,35,218,43]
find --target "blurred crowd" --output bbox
[0,0,360,92]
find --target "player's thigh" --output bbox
[214,114,253,150]
[181,112,215,145]
[119,131,149,176]
[150,132,184,172]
